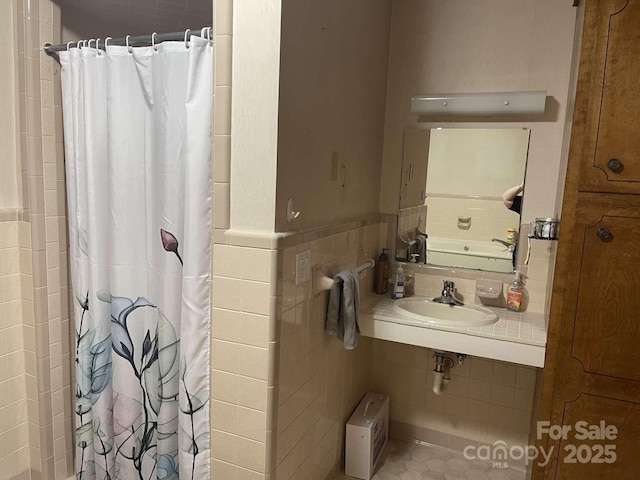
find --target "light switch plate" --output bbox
[296,250,311,285]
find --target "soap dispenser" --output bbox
[506,270,523,312]
[392,264,405,300]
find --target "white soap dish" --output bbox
[476,279,502,299]
[476,279,504,307]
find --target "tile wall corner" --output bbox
[14,0,73,478]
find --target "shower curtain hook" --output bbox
[201,27,212,45]
[207,26,213,44]
[152,32,158,52]
[105,36,112,49]
[66,41,73,51]
[95,38,101,55]
[126,35,132,54]
[184,29,191,49]
[88,39,95,49]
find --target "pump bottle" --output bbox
[392,264,405,300]
[506,270,523,312]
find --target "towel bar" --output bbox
[314,259,375,295]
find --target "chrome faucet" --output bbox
[433,280,464,306]
[491,238,515,251]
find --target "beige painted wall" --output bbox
[230,0,282,232]
[275,0,391,231]
[379,0,578,226]
[61,13,149,42]
[61,13,115,43]
[0,1,21,211]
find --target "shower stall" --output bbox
[2,0,223,478]
[3,0,389,478]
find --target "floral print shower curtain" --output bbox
[59,36,212,479]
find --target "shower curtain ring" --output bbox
[88,39,95,49]
[105,36,112,49]
[96,38,101,55]
[201,27,212,45]
[152,32,158,51]
[126,35,132,54]
[66,41,73,51]
[184,29,191,49]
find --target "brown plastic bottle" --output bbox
[375,249,390,294]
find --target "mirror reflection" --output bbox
[396,128,531,273]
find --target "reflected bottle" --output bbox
[374,249,390,295]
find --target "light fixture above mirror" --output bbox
[411,91,547,116]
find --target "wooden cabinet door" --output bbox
[556,395,640,479]
[572,213,640,381]
[533,198,640,480]
[579,0,640,194]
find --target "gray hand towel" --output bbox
[415,234,427,264]
[326,269,360,350]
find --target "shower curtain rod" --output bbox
[43,28,211,55]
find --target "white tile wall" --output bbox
[426,196,520,243]
[0,221,31,478]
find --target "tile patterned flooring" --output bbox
[333,438,527,480]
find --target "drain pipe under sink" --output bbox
[433,351,456,395]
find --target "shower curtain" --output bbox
[59,36,212,480]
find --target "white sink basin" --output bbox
[393,297,498,327]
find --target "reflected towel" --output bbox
[326,269,360,350]
[415,234,428,263]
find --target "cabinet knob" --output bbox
[597,228,612,241]
[607,158,623,173]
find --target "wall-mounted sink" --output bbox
[393,297,498,327]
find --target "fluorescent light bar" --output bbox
[411,91,547,116]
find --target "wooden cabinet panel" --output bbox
[556,394,640,479]
[536,1,640,478]
[572,214,640,381]
[580,0,640,193]
[535,195,640,479]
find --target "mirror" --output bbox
[396,128,530,273]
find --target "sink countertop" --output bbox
[361,295,546,347]
[359,295,547,367]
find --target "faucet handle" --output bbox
[443,280,455,290]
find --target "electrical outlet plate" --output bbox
[296,250,311,285]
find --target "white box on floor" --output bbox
[345,392,389,480]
